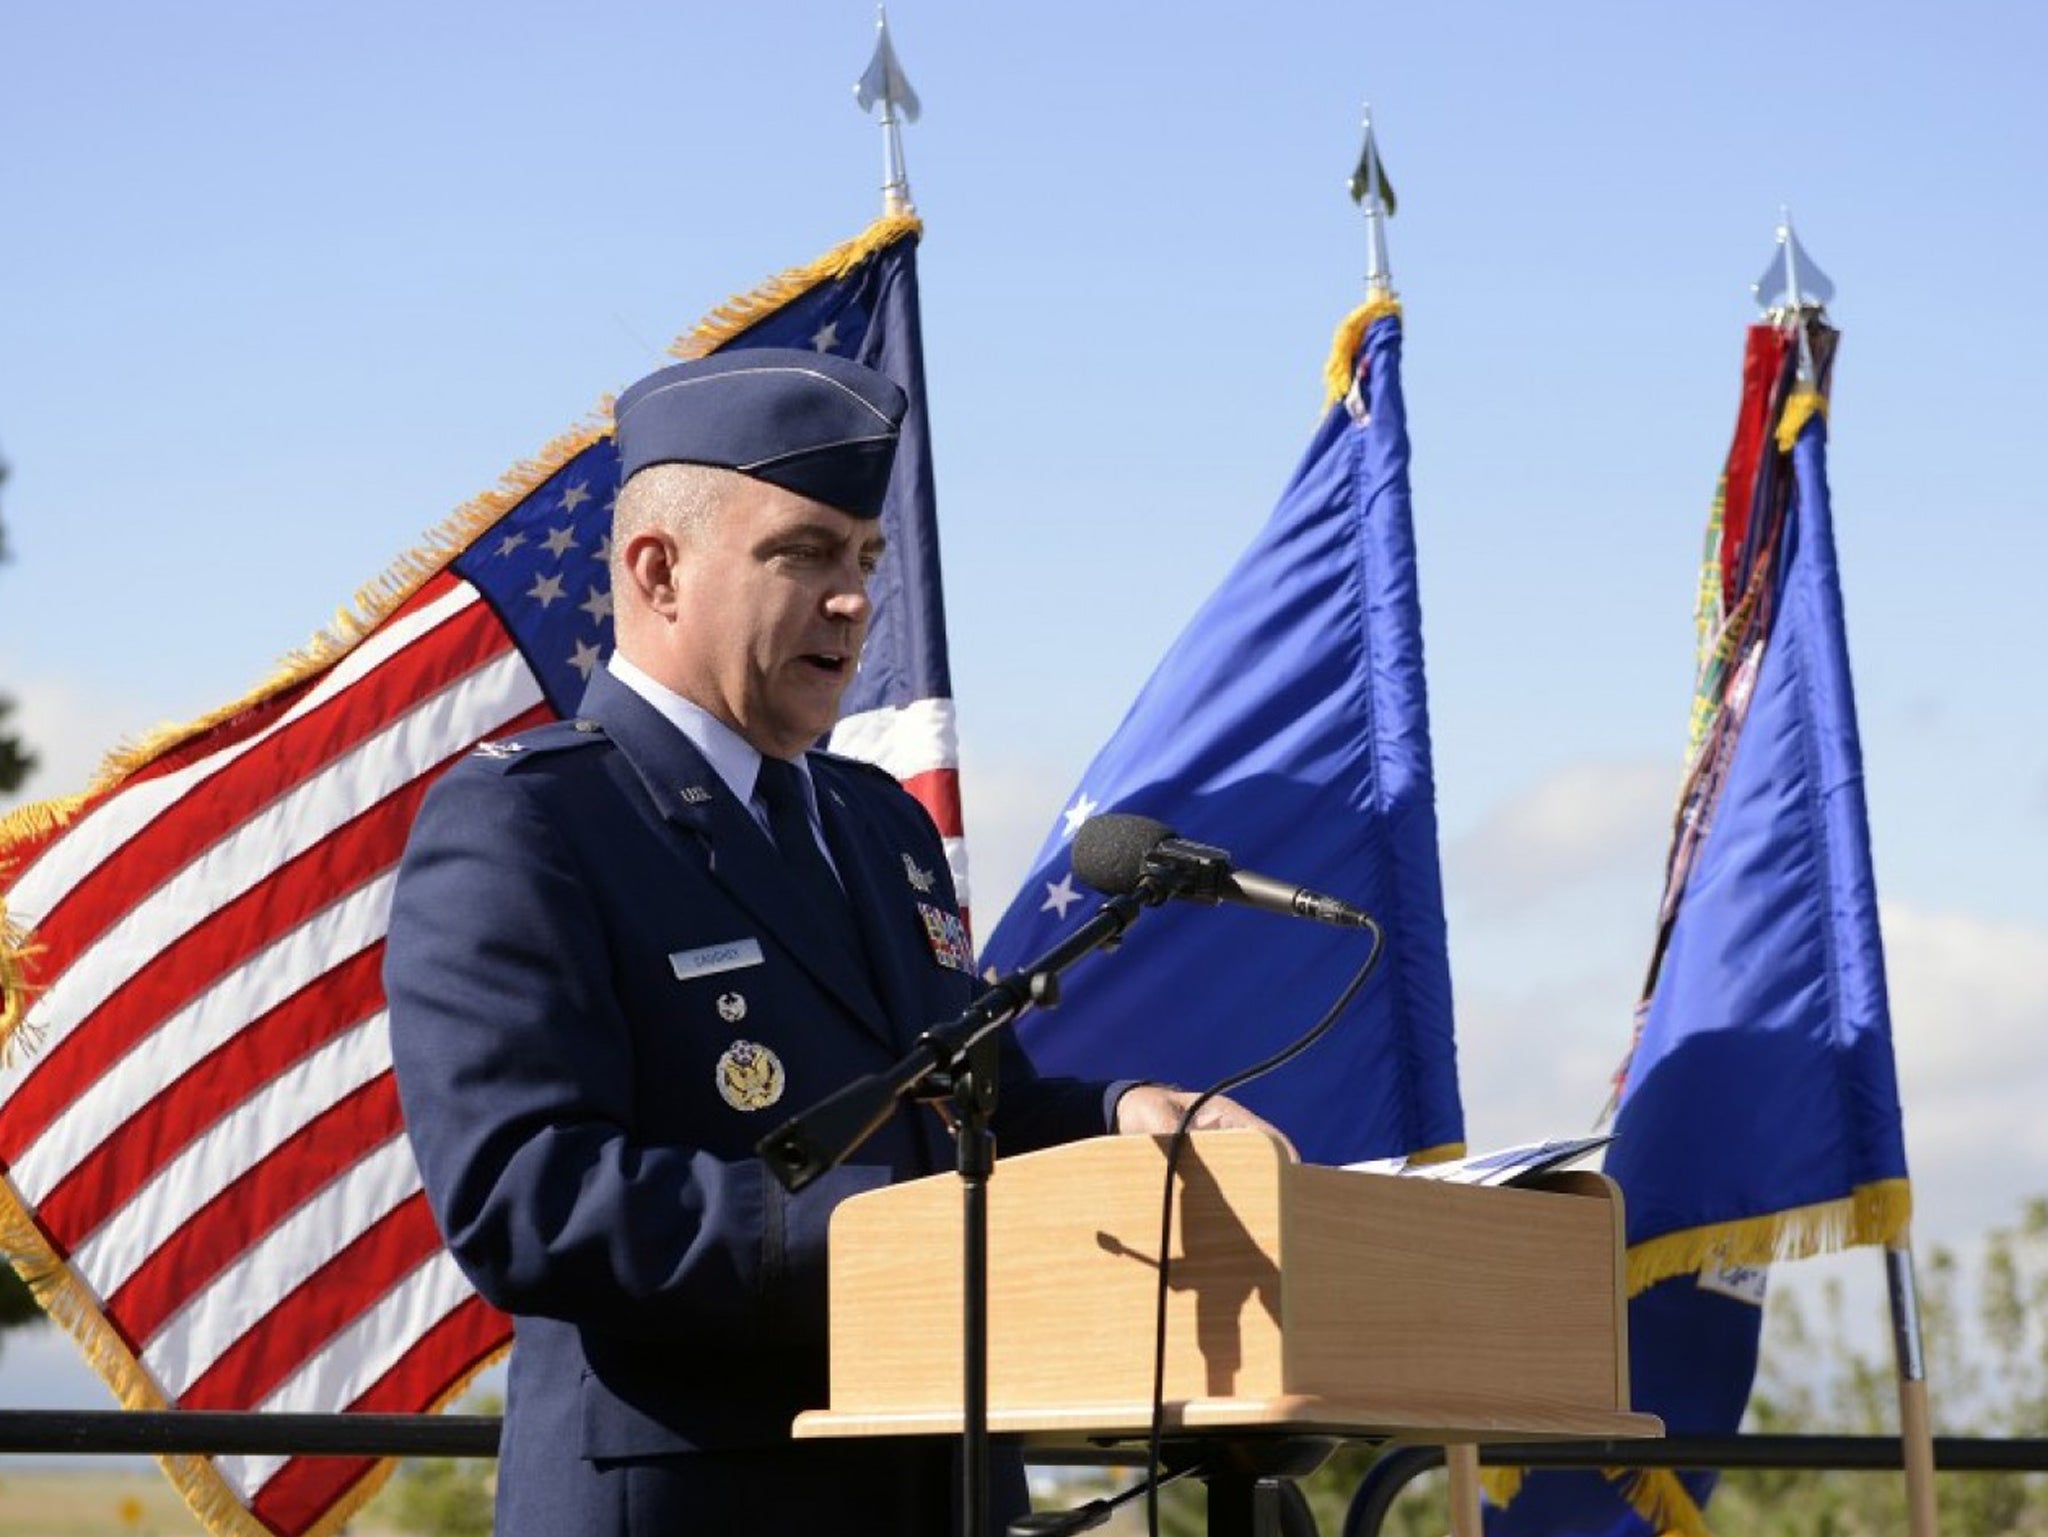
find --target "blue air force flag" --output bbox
[979,305,1462,1166]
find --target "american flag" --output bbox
[0,214,959,1537]
[681,219,967,899]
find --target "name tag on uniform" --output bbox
[669,938,765,982]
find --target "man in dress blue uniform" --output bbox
[386,349,1276,1536]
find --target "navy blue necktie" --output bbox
[756,757,867,968]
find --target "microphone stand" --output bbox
[757,884,1169,1537]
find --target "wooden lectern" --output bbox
[796,1129,1658,1455]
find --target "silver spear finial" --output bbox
[1752,207,1833,384]
[1348,104,1397,296]
[854,6,921,217]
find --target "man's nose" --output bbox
[825,576,872,623]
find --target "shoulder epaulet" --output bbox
[466,717,610,773]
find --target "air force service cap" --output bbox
[611,349,908,519]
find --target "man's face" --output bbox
[651,476,885,759]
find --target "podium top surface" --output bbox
[794,1396,1663,1445]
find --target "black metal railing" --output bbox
[7,1413,2048,1537]
[1341,1436,2048,1537]
[0,1409,500,1459]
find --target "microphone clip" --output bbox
[1137,836,1234,906]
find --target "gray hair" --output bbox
[609,463,731,588]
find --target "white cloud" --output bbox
[1452,969,1636,1149]
[955,747,1076,926]
[1450,897,2048,1251]
[1881,903,2048,1243]
[0,667,164,815]
[0,1323,117,1409]
[1446,758,1675,920]
[1885,904,2048,1087]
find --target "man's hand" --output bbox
[1112,1085,1296,1158]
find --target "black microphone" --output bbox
[1070,813,1376,929]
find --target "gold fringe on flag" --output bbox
[1479,1464,1712,1535]
[0,411,606,1061]
[1,913,38,1056]
[1478,1466,1524,1506]
[0,917,40,1056]
[672,215,923,360]
[3,1000,514,1537]
[1625,1178,1912,1297]
[1404,1140,1468,1166]
[0,211,925,939]
[0,402,600,1532]
[1,791,91,1045]
[0,211,928,1006]
[1619,1467,1716,1537]
[1489,1178,1913,1527]
[0,212,929,1537]
[1322,294,1404,409]
[0,397,591,1526]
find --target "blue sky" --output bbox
[3,0,2045,1411]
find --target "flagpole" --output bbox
[856,6,919,218]
[1350,104,1394,298]
[1352,102,1475,1537]
[1888,1236,1940,1537]
[1752,213,1936,1537]
[1445,1444,1483,1537]
[1751,208,1834,387]
[878,99,910,216]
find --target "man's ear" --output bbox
[619,530,681,619]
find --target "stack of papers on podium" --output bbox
[1344,1134,1611,1187]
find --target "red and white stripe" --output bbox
[2,558,967,1537]
[830,695,966,906]
[0,569,540,1535]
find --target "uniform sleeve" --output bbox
[989,1030,1129,1153]
[384,763,884,1345]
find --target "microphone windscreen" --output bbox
[1071,813,1174,896]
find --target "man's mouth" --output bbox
[800,651,850,676]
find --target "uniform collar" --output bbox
[577,666,893,1042]
[606,651,820,828]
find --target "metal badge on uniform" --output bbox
[917,902,975,975]
[901,853,935,893]
[715,1040,785,1112]
[473,741,524,760]
[716,991,747,1023]
[677,784,713,804]
[669,937,765,982]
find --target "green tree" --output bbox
[0,451,33,794]
[1296,1443,1447,1537]
[358,1391,500,1537]
[1079,1442,1444,1535]
[0,445,45,1344]
[1711,1200,2048,1535]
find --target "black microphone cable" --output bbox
[1006,1452,1203,1535]
[1141,916,1384,1537]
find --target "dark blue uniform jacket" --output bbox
[385,668,1115,1530]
